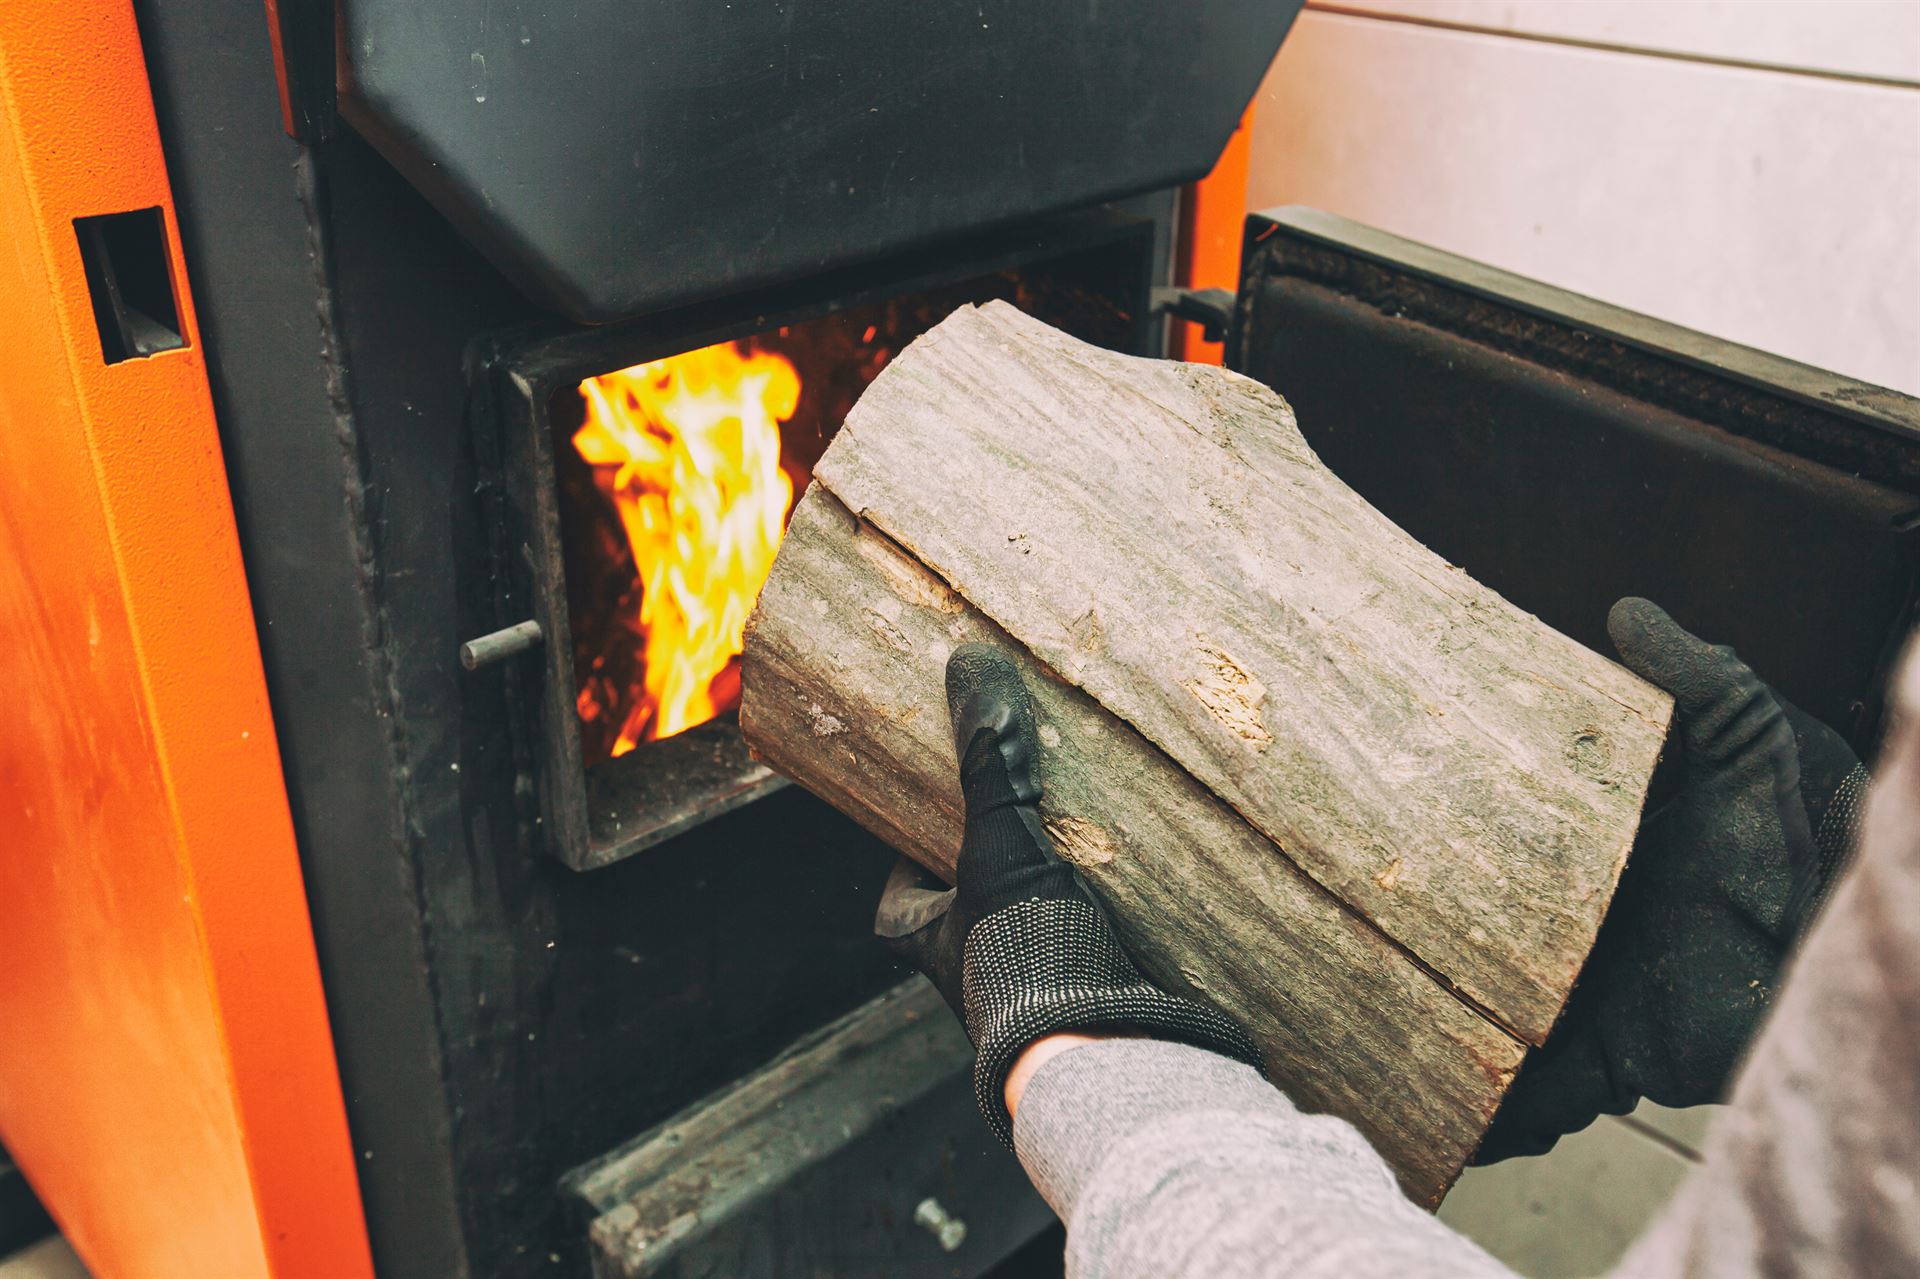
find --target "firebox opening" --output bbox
[569,341,801,756]
[505,223,1153,872]
[552,250,1142,776]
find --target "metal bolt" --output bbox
[912,1197,967,1253]
[459,619,543,670]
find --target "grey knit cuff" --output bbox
[961,896,1265,1148]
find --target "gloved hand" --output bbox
[1475,597,1869,1162]
[875,642,1264,1146]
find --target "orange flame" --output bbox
[573,342,798,752]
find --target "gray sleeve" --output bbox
[1012,1038,1517,1279]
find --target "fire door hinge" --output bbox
[1150,286,1236,345]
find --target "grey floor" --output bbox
[1,1104,1712,1279]
[1440,1103,1716,1277]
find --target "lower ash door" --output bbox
[561,982,1053,1279]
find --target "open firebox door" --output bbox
[500,211,1918,1278]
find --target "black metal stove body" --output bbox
[133,4,1217,1277]
[128,2,1919,1276]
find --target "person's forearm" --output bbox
[1005,1031,1126,1118]
[1011,1037,1516,1279]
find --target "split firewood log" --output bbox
[739,301,1671,1200]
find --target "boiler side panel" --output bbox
[0,4,373,1277]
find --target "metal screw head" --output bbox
[912,1197,968,1253]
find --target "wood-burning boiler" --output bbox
[4,2,1916,1278]
[99,3,1299,1277]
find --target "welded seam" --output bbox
[293,151,469,1265]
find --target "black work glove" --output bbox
[1476,597,1868,1163]
[875,642,1264,1146]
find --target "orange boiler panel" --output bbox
[1172,105,1256,366]
[0,3,374,1276]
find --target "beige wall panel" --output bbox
[1250,12,1920,394]
[1319,0,1920,82]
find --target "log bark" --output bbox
[740,301,1672,1199]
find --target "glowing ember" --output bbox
[572,342,798,752]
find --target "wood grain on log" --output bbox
[741,302,1672,1197]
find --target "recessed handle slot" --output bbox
[73,207,187,365]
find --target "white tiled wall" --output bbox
[1330,0,1920,80]
[1249,0,1920,394]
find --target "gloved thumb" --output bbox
[1472,1012,1629,1164]
[1607,597,1742,719]
[874,855,954,942]
[1609,597,1806,840]
[873,856,966,1015]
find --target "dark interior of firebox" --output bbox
[549,246,1142,772]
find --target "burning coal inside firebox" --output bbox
[554,251,1142,770]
